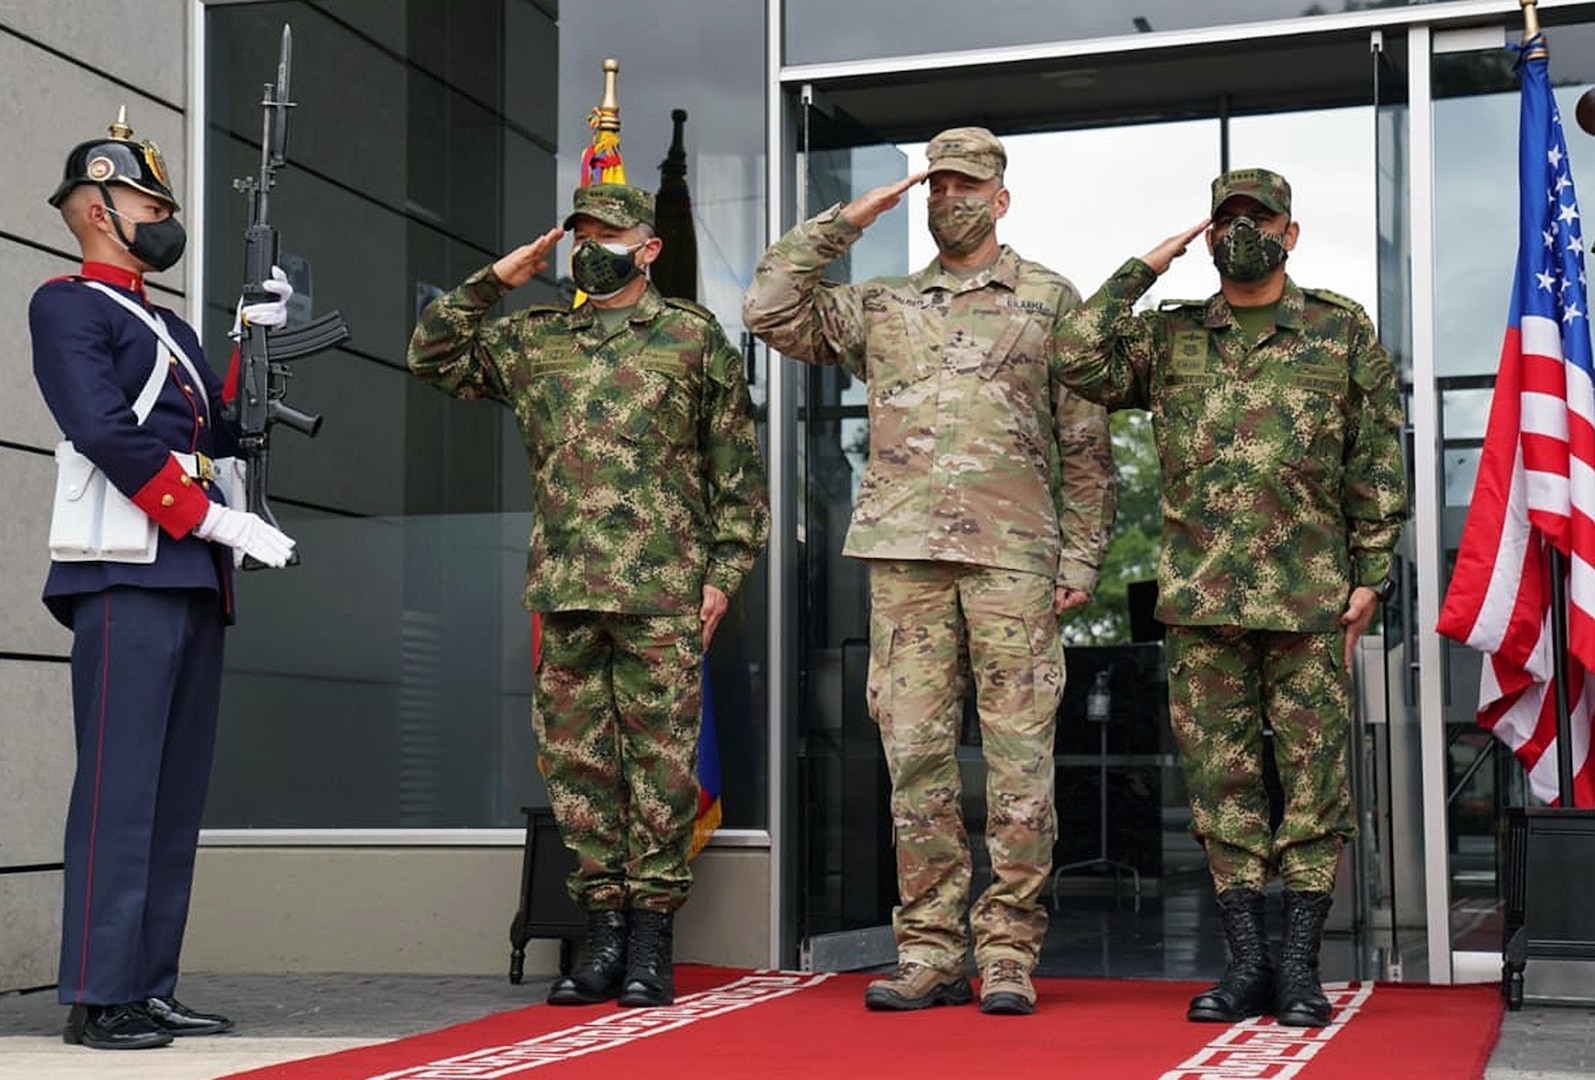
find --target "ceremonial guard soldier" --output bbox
[32,111,295,1050]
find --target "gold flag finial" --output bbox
[596,58,621,132]
[108,105,133,140]
[1521,0,1549,60]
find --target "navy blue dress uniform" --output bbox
[29,110,280,1050]
[34,265,241,620]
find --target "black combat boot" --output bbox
[1276,890,1335,1027]
[546,910,628,1005]
[1187,888,1275,1022]
[617,910,675,1007]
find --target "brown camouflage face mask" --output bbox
[927,195,995,258]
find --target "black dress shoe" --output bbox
[62,1003,173,1050]
[145,996,234,1036]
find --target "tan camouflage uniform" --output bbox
[409,187,769,911]
[1053,179,1407,891]
[743,205,1116,974]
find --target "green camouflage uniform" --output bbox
[1054,254,1407,892]
[743,207,1116,972]
[409,188,769,911]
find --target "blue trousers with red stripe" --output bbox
[58,586,224,1006]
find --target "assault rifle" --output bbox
[227,24,350,567]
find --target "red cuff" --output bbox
[131,456,211,538]
[222,345,240,405]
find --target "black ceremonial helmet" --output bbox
[48,107,180,210]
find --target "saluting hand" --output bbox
[839,172,929,230]
[492,226,565,289]
[1141,219,1210,275]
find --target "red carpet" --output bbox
[218,965,1503,1080]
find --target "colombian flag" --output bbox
[689,666,722,858]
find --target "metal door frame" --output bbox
[758,0,1590,978]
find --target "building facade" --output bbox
[1,0,1589,996]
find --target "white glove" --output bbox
[193,504,296,568]
[230,265,294,337]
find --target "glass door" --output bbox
[793,86,908,970]
[782,27,1423,981]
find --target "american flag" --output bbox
[1436,42,1595,807]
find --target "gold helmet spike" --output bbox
[108,105,133,140]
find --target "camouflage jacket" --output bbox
[1056,257,1408,632]
[408,267,769,615]
[742,205,1115,589]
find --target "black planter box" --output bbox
[1502,806,1595,1007]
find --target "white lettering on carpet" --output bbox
[1158,982,1375,1079]
[365,971,834,1079]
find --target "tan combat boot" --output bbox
[863,961,973,1011]
[979,958,1037,1015]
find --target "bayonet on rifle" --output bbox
[226,24,350,568]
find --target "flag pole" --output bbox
[1520,0,1547,60]
[1549,550,1577,804]
[1522,0,1577,804]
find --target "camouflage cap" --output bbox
[1210,167,1291,216]
[562,182,655,230]
[925,127,1006,182]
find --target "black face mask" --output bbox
[571,238,642,299]
[1212,216,1288,284]
[102,187,186,272]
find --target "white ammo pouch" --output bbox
[48,281,237,563]
[49,440,160,563]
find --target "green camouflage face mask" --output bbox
[571,238,642,299]
[1212,217,1288,283]
[927,195,995,258]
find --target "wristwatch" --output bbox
[1372,574,1399,604]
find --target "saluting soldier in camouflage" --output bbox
[1053,168,1407,1029]
[408,182,769,1010]
[744,128,1116,1016]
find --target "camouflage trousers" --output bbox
[534,610,702,913]
[1166,625,1354,894]
[867,560,1064,972]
